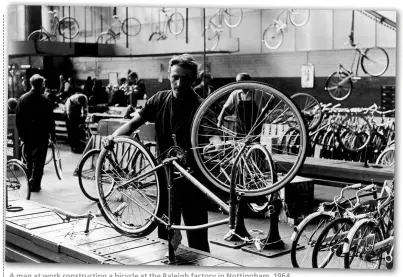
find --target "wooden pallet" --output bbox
[5,199,242,267]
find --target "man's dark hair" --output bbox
[236,73,251,81]
[168,54,198,81]
[30,74,45,90]
[128,71,138,79]
[119,77,127,85]
[199,71,212,80]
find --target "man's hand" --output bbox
[102,135,115,150]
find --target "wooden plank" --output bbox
[107,241,168,261]
[5,243,55,263]
[6,207,50,218]
[167,251,208,265]
[6,232,85,264]
[177,256,228,266]
[7,211,56,222]
[6,221,38,240]
[23,216,66,230]
[90,237,158,256]
[216,262,242,267]
[122,248,189,266]
[59,242,106,264]
[77,233,140,252]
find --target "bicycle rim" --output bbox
[52,144,63,180]
[96,32,116,44]
[241,144,275,195]
[191,81,307,197]
[45,144,53,165]
[291,213,333,268]
[6,159,31,201]
[337,115,371,152]
[78,149,101,201]
[122,17,142,36]
[325,72,352,101]
[59,17,80,39]
[312,217,354,268]
[361,47,389,77]
[96,137,161,236]
[291,93,322,130]
[288,10,310,27]
[376,147,395,166]
[168,12,184,35]
[223,9,243,28]
[263,25,283,50]
[344,221,383,269]
[27,30,50,41]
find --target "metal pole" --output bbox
[203,8,206,98]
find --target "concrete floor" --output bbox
[20,143,351,269]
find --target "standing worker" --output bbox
[65,93,89,153]
[16,74,56,192]
[103,54,210,253]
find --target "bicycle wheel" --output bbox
[122,17,142,37]
[288,10,310,27]
[96,136,162,236]
[262,25,283,50]
[191,81,307,197]
[52,142,63,180]
[280,127,297,153]
[27,30,51,41]
[290,213,334,268]
[344,220,383,269]
[58,17,80,39]
[223,9,243,28]
[241,144,275,195]
[96,32,116,44]
[168,12,184,35]
[361,47,389,77]
[78,149,101,202]
[203,27,219,51]
[336,115,371,152]
[291,93,322,130]
[325,72,352,101]
[45,144,53,165]
[312,217,354,268]
[6,159,31,201]
[376,147,395,166]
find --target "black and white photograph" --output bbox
[1,0,399,275]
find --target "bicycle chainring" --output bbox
[166,145,187,164]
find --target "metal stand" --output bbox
[363,145,370,168]
[6,184,23,212]
[242,192,294,258]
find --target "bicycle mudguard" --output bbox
[342,218,375,253]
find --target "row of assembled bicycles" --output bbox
[290,179,394,269]
[285,93,395,166]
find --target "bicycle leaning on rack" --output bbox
[149,8,184,41]
[262,9,310,50]
[93,81,308,261]
[203,8,243,51]
[27,10,80,41]
[96,13,141,44]
[324,10,389,101]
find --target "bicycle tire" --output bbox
[376,147,395,166]
[291,93,322,130]
[223,9,243,28]
[27,30,51,41]
[58,17,80,39]
[168,12,184,35]
[122,17,142,37]
[96,136,162,236]
[312,217,354,268]
[78,149,101,202]
[262,25,283,50]
[361,47,389,77]
[21,142,53,165]
[96,32,116,44]
[52,142,63,180]
[288,10,310,27]
[280,127,297,153]
[343,220,383,269]
[203,26,219,51]
[325,71,352,101]
[191,81,307,197]
[336,115,371,152]
[290,213,334,268]
[6,159,31,201]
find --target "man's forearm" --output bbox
[111,112,145,138]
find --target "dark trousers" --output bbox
[157,174,211,253]
[66,115,86,152]
[23,141,48,189]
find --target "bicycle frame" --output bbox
[156,9,171,36]
[107,16,123,37]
